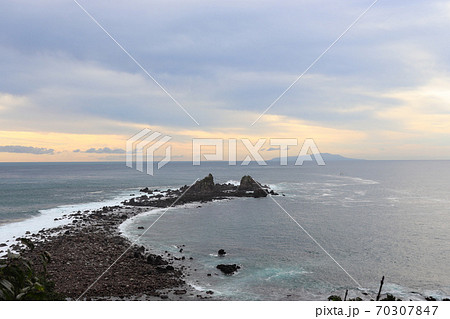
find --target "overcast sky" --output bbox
[1,0,449,161]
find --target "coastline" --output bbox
[17,205,201,300]
[2,174,273,300]
[2,174,448,301]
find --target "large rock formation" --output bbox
[123,174,277,207]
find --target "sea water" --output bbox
[1,161,449,300]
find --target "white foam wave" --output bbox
[118,207,168,237]
[225,180,240,186]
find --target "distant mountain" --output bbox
[269,153,362,163]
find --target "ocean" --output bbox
[0,161,449,300]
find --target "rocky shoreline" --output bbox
[3,174,276,300]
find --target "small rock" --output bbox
[173,289,187,295]
[218,249,226,256]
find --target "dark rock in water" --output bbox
[443,298,450,301]
[173,289,187,295]
[218,249,226,256]
[166,265,175,271]
[160,295,169,300]
[425,296,437,301]
[207,273,212,277]
[140,187,153,194]
[0,243,6,247]
[216,264,240,275]
[137,226,144,230]
[147,254,168,266]
[206,290,214,295]
[179,248,183,253]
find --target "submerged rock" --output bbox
[218,249,226,256]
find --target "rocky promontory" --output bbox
[123,174,278,207]
[2,174,276,300]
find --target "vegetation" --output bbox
[328,295,342,301]
[0,240,62,300]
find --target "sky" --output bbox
[0,0,449,162]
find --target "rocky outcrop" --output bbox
[238,175,261,191]
[218,249,226,256]
[190,173,215,193]
[123,174,277,207]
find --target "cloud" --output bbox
[84,147,126,154]
[0,145,54,155]
[0,0,449,160]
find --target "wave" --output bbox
[325,174,379,185]
[225,180,240,186]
